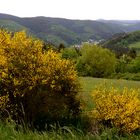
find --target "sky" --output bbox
[1,0,140,20]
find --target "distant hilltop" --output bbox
[1,13,140,46]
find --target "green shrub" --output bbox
[77,44,116,77]
[62,47,79,61]
[115,54,133,73]
[127,56,140,73]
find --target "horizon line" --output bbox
[1,13,140,21]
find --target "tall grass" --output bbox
[0,121,95,140]
[1,121,140,140]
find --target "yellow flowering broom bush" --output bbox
[0,29,80,127]
[91,85,140,133]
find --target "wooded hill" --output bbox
[1,13,140,46]
[100,31,140,56]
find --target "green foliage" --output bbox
[127,56,140,73]
[115,55,132,73]
[42,34,68,46]
[115,55,140,78]
[102,31,140,49]
[0,30,80,128]
[111,73,140,81]
[101,31,140,58]
[77,44,116,77]
[62,47,79,61]
[58,43,65,52]
[129,41,140,55]
[113,55,140,80]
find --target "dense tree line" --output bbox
[62,43,140,80]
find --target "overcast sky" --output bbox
[0,0,140,20]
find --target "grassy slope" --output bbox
[80,77,140,92]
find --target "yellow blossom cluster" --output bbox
[91,85,140,133]
[0,29,79,122]
[0,30,78,94]
[0,95,9,111]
